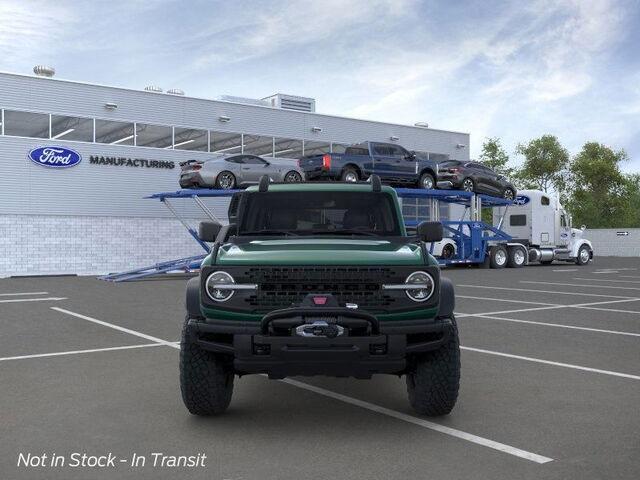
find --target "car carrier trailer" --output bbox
[100,186,593,282]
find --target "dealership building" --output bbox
[0,68,471,277]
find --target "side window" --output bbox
[388,145,407,158]
[560,215,567,227]
[510,215,527,226]
[243,156,267,165]
[226,156,244,164]
[541,196,550,206]
[373,144,390,156]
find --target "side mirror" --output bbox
[405,151,416,160]
[198,221,222,242]
[581,224,586,231]
[417,221,443,242]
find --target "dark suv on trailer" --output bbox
[437,160,516,199]
[181,176,460,416]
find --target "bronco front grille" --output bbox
[241,267,398,311]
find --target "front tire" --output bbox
[441,243,455,259]
[406,317,460,416]
[180,318,234,415]
[576,245,591,265]
[215,171,236,190]
[419,172,435,190]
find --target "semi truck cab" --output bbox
[496,189,593,265]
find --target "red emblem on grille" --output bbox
[312,296,328,305]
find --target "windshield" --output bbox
[238,191,401,236]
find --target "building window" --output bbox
[3,110,49,138]
[243,135,274,156]
[331,143,349,154]
[50,115,93,142]
[95,119,134,145]
[303,140,331,156]
[541,196,550,206]
[211,131,242,154]
[273,137,303,158]
[135,123,172,148]
[173,127,208,151]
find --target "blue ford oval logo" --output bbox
[28,146,82,168]
[514,195,530,206]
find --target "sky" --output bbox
[1,0,639,170]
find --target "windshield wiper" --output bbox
[240,230,299,236]
[301,229,379,237]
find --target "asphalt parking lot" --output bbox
[2,258,639,480]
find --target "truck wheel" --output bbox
[506,246,526,268]
[419,172,435,190]
[341,167,359,183]
[180,317,234,415]
[489,245,508,268]
[406,317,460,416]
[576,245,591,265]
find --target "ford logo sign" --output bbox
[513,195,530,206]
[28,146,82,168]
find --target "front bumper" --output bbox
[188,307,452,378]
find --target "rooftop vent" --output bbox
[262,93,316,113]
[218,95,270,107]
[33,65,55,77]
[167,88,185,96]
[144,85,163,93]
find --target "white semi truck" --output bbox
[494,189,593,266]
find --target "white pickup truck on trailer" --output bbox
[495,189,593,266]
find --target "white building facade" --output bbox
[0,71,470,277]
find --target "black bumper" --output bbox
[187,307,452,379]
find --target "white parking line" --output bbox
[459,314,640,337]
[461,347,640,380]
[457,284,638,299]
[457,295,560,306]
[281,378,553,464]
[552,269,578,272]
[48,307,553,463]
[0,343,164,362]
[573,277,640,284]
[521,281,640,292]
[0,291,49,296]
[51,307,178,347]
[0,297,67,304]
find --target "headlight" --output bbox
[404,271,434,302]
[205,271,236,302]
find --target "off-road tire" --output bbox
[406,317,460,416]
[341,167,359,183]
[180,317,234,415]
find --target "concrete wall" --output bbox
[585,228,640,257]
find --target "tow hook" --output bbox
[296,321,344,338]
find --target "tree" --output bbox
[566,142,633,228]
[479,137,513,177]
[515,135,569,193]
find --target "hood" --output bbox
[214,238,425,266]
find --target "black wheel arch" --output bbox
[342,163,362,177]
[186,276,203,319]
[437,277,455,318]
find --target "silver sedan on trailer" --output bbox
[179,154,305,189]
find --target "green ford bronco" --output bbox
[181,176,460,416]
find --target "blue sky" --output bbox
[1,0,639,169]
